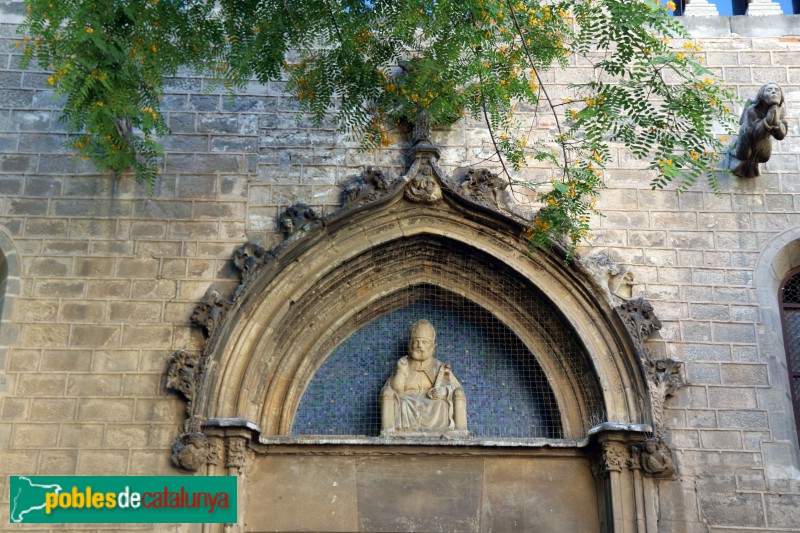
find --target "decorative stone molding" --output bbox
[171,432,209,471]
[405,163,442,203]
[226,437,249,471]
[457,168,508,208]
[166,350,212,471]
[615,297,683,474]
[166,350,202,413]
[615,297,663,361]
[579,252,634,307]
[645,358,684,399]
[342,167,394,208]
[191,289,234,339]
[233,242,269,284]
[164,136,662,488]
[279,202,320,236]
[638,436,676,478]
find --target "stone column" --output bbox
[746,0,784,15]
[592,431,662,533]
[684,0,719,16]
[225,436,251,533]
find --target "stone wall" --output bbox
[0,0,799,529]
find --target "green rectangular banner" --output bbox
[9,476,237,524]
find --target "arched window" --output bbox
[780,268,800,440]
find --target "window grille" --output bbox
[780,268,800,441]
[291,238,604,440]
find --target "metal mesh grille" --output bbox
[793,378,800,405]
[782,272,800,304]
[291,237,603,440]
[786,309,800,374]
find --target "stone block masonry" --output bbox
[0,2,800,531]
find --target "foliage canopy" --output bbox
[20,0,734,252]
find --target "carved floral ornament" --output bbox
[166,139,682,476]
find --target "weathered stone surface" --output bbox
[481,457,598,533]
[356,457,482,533]
[0,14,797,533]
[246,456,359,532]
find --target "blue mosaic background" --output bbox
[292,301,562,438]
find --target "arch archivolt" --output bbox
[164,158,686,533]
[198,185,650,440]
[753,228,800,460]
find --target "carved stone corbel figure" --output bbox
[731,82,788,178]
[166,350,210,471]
[171,432,209,471]
[639,437,676,478]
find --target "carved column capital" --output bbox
[593,437,631,478]
[206,437,224,467]
[226,437,250,472]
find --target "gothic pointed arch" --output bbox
[165,147,687,532]
[177,160,655,442]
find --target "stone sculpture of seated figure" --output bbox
[381,319,467,437]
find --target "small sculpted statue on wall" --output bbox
[731,82,788,178]
[640,437,676,478]
[381,320,467,437]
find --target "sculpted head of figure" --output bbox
[408,319,436,362]
[756,82,783,108]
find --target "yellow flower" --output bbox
[86,28,94,34]
[47,76,54,85]
[666,1,677,11]
[676,53,685,60]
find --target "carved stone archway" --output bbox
[167,142,684,532]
